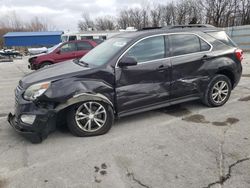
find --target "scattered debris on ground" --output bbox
[94,163,108,183]
[94,176,102,183]
[101,163,107,169]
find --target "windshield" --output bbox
[79,37,131,66]
[47,43,62,53]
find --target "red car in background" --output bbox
[28,40,97,70]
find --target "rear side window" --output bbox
[77,42,93,50]
[207,31,237,47]
[170,34,211,56]
[125,36,165,63]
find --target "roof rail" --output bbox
[139,27,163,31]
[168,24,215,29]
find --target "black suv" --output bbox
[8,25,243,143]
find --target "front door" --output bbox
[115,35,171,115]
[54,42,77,63]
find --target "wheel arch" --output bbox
[55,93,114,113]
[40,60,54,65]
[215,68,235,88]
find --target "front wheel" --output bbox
[40,62,52,69]
[202,74,232,107]
[67,101,114,137]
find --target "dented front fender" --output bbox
[55,93,114,112]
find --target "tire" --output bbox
[202,74,232,107]
[67,101,114,137]
[40,62,52,69]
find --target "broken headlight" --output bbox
[23,82,50,101]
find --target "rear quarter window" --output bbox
[206,31,237,47]
[200,39,211,51]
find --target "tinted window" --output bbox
[77,42,93,50]
[101,36,107,40]
[200,39,211,51]
[69,36,77,41]
[170,34,201,56]
[60,43,76,53]
[125,36,165,63]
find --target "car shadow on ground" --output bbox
[113,100,203,126]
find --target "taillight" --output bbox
[235,49,243,62]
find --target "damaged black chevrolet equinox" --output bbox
[8,25,243,143]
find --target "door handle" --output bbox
[156,65,169,71]
[201,55,211,61]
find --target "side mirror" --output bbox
[118,56,137,67]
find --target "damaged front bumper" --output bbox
[8,113,44,143]
[8,98,57,143]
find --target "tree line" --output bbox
[78,0,250,31]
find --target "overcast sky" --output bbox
[0,0,167,32]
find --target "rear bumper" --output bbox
[8,113,43,143]
[233,63,242,89]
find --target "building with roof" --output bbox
[3,31,63,47]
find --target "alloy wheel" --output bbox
[75,102,107,132]
[211,81,229,104]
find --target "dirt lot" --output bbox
[0,55,249,188]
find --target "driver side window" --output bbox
[60,43,76,53]
[125,36,165,63]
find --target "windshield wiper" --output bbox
[74,59,89,67]
[79,61,89,67]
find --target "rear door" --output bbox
[54,42,77,62]
[169,33,212,99]
[76,41,94,58]
[116,35,172,115]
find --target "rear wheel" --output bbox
[202,74,232,107]
[67,101,114,137]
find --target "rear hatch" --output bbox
[205,30,243,62]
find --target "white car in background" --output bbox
[28,47,48,55]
